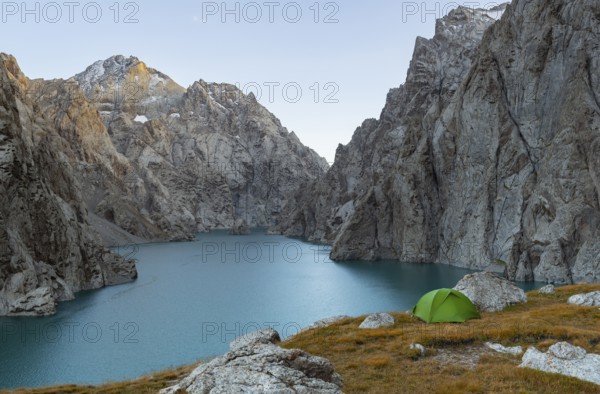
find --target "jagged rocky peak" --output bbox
[182,79,303,141]
[0,53,28,89]
[404,3,508,103]
[185,79,257,113]
[74,55,185,118]
[75,54,184,96]
[435,4,506,35]
[378,5,507,122]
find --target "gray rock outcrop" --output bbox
[453,272,527,312]
[0,54,137,316]
[567,291,600,306]
[520,342,600,385]
[308,315,351,329]
[358,312,395,329]
[160,329,344,394]
[7,287,56,316]
[275,0,600,284]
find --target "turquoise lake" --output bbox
[0,230,539,389]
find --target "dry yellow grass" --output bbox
[4,284,600,394]
[1,364,194,394]
[282,284,600,393]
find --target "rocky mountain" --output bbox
[0,54,137,316]
[68,55,328,242]
[276,6,504,258]
[275,0,600,284]
[0,52,328,314]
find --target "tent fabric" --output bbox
[412,288,480,323]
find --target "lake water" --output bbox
[0,230,539,389]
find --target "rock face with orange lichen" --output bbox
[0,54,137,316]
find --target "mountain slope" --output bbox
[276,0,600,284]
[276,6,503,259]
[69,56,328,240]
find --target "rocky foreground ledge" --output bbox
[161,328,344,394]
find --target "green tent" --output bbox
[412,288,480,323]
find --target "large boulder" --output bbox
[520,342,600,385]
[358,313,395,329]
[160,329,344,394]
[453,272,527,312]
[567,291,600,306]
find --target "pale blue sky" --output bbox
[1,0,504,162]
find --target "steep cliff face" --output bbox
[277,0,600,284]
[0,55,137,316]
[276,6,503,258]
[433,0,600,283]
[70,56,328,240]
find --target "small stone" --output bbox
[410,343,426,356]
[358,312,395,329]
[538,284,555,294]
[485,342,523,355]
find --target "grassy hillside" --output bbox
[284,284,600,393]
[3,284,600,393]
